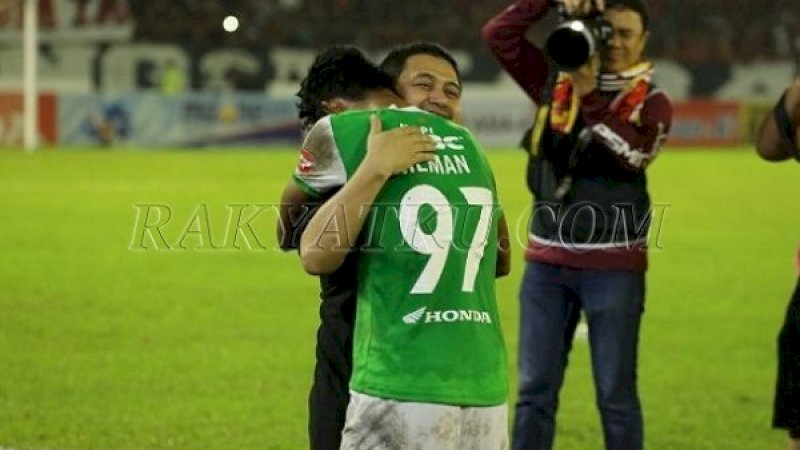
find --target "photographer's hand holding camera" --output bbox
[570,53,599,97]
[482,1,672,449]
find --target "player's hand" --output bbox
[363,114,436,178]
[554,0,604,16]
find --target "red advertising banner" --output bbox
[0,93,58,147]
[668,101,741,147]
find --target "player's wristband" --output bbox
[773,90,800,162]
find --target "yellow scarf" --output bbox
[530,61,654,155]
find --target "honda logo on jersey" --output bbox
[402,307,492,324]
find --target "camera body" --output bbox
[545,7,612,70]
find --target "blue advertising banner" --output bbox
[59,93,301,147]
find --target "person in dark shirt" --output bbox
[482,0,672,449]
[756,75,800,450]
[276,43,472,450]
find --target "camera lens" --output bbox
[545,20,594,70]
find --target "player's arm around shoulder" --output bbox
[756,77,800,162]
[300,115,437,275]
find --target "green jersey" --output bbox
[294,107,507,406]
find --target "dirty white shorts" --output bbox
[339,391,508,450]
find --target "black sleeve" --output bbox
[281,189,339,251]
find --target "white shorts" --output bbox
[339,391,508,450]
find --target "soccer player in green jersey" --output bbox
[297,46,510,449]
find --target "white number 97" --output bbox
[399,185,493,294]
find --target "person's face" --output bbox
[395,54,462,122]
[599,8,649,73]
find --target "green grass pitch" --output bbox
[0,146,797,449]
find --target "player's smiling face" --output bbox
[396,54,462,122]
[599,7,649,73]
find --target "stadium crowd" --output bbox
[129,0,800,63]
[124,0,800,95]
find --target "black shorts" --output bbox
[774,277,800,430]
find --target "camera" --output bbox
[545,6,613,70]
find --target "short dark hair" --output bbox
[379,42,462,85]
[296,45,395,129]
[606,0,649,30]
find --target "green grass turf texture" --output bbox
[0,146,796,450]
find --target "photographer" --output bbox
[757,76,800,450]
[482,1,672,449]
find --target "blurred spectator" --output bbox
[160,59,186,95]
